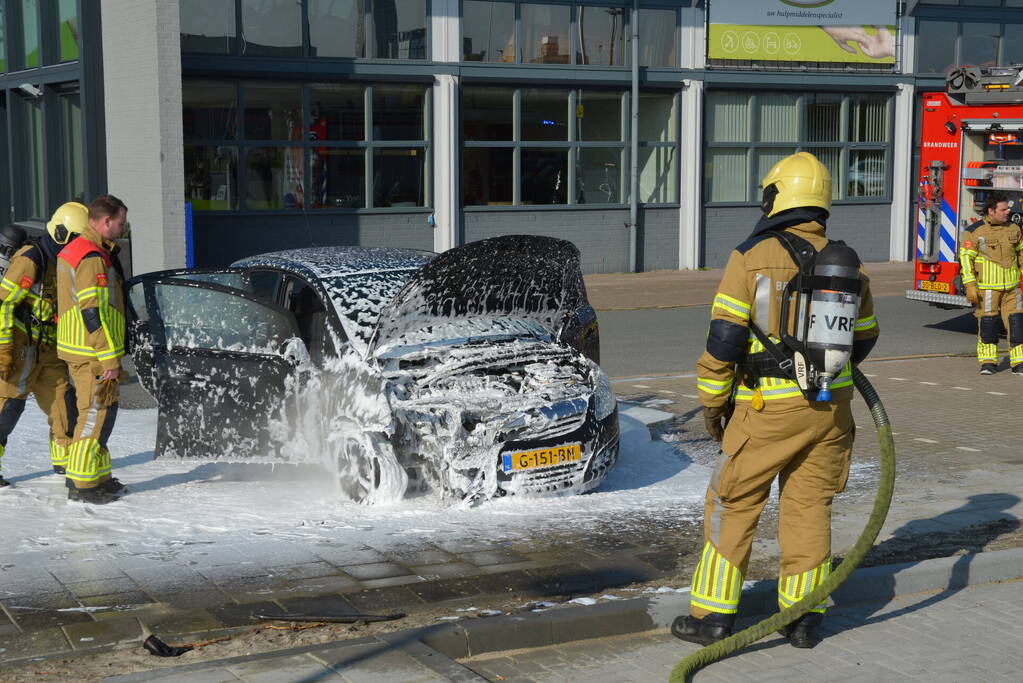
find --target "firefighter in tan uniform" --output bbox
[0,205,86,487]
[57,195,129,504]
[672,153,880,649]
[958,191,1023,375]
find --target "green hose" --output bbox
[669,367,896,682]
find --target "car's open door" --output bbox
[128,275,304,460]
[126,269,256,398]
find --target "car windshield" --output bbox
[319,269,420,347]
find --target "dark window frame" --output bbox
[183,79,432,213]
[703,90,895,207]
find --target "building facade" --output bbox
[4,1,1023,275]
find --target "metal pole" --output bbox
[629,0,639,273]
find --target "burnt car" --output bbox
[127,236,619,503]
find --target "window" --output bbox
[57,0,78,62]
[25,96,45,219]
[241,0,302,56]
[310,0,365,58]
[463,0,515,62]
[461,2,676,67]
[463,86,678,207]
[704,91,891,203]
[62,92,84,202]
[183,79,429,211]
[22,0,39,68]
[916,20,1023,73]
[181,0,425,59]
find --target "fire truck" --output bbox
[907,65,1023,309]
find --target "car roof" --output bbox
[234,246,436,280]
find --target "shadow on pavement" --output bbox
[924,311,981,335]
[830,492,1021,632]
[129,461,332,494]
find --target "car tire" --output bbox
[334,429,408,504]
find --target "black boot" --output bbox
[98,478,126,494]
[671,613,735,646]
[68,486,121,505]
[0,475,9,488]
[778,612,823,649]
[53,465,66,475]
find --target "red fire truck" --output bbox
[907,65,1023,309]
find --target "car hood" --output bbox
[368,235,586,358]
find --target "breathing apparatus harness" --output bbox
[741,229,862,403]
[0,225,60,347]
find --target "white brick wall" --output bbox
[102,0,185,274]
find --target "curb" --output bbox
[92,547,1023,681]
[421,546,1023,660]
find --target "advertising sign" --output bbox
[708,0,897,64]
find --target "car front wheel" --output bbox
[334,429,408,504]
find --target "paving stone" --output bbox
[63,616,142,650]
[46,559,127,584]
[283,574,363,596]
[264,561,338,581]
[149,587,231,610]
[209,601,286,628]
[523,564,601,596]
[79,591,156,610]
[226,653,342,682]
[342,586,424,614]
[196,562,270,582]
[407,576,486,604]
[311,545,387,567]
[277,594,357,616]
[390,547,458,566]
[473,569,552,598]
[147,609,226,637]
[65,576,142,599]
[359,574,427,590]
[460,549,531,567]
[433,538,502,554]
[410,562,480,580]
[0,626,71,662]
[342,562,415,581]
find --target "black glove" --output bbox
[703,403,734,443]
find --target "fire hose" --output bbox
[669,366,896,682]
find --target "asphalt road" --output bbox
[599,294,978,379]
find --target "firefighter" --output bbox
[57,195,129,504]
[672,152,879,649]
[958,191,1023,375]
[0,206,86,488]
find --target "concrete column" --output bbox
[679,80,703,270]
[431,0,460,252]
[890,82,915,262]
[101,0,185,274]
[678,6,706,269]
[432,74,460,253]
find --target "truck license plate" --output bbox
[919,280,950,293]
[502,444,582,472]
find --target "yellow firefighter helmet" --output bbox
[46,201,89,245]
[759,152,832,217]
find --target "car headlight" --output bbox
[592,366,616,421]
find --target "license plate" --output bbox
[502,444,582,472]
[919,280,950,293]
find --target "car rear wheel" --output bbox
[334,429,408,504]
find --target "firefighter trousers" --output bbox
[974,288,1023,367]
[689,401,854,618]
[0,343,75,473]
[65,360,119,490]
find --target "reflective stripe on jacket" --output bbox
[56,229,126,369]
[0,245,56,347]
[959,218,1023,290]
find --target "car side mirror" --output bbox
[281,336,311,367]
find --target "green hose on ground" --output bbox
[669,367,896,682]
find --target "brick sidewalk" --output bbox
[467,576,1023,682]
